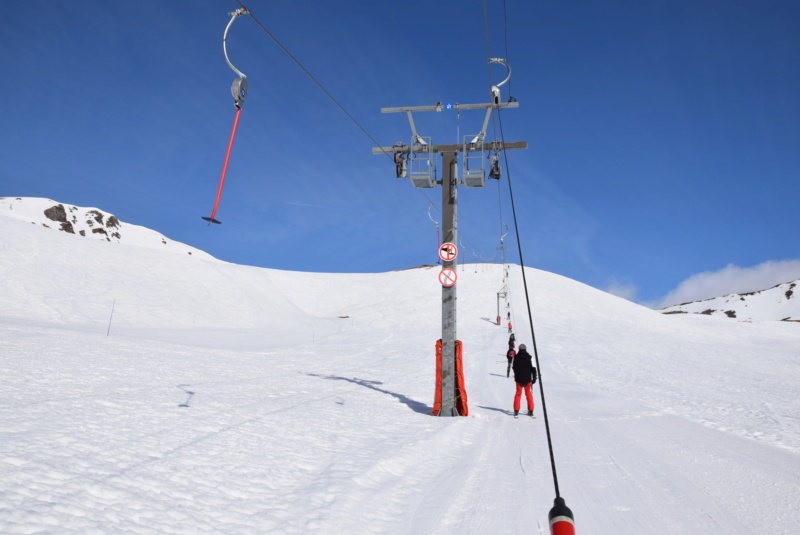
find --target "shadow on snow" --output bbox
[306,373,432,415]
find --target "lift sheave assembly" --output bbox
[381,58,518,191]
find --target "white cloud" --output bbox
[606,281,638,301]
[655,259,800,309]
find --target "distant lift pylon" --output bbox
[203,8,250,225]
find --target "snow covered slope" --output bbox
[0,197,214,259]
[660,279,799,322]
[0,211,338,349]
[1,206,799,534]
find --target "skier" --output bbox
[512,343,537,417]
[506,347,516,378]
[507,332,516,350]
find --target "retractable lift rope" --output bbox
[202,8,250,225]
[498,107,575,534]
[484,0,575,531]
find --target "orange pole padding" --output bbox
[433,340,443,416]
[432,339,468,416]
[454,340,468,416]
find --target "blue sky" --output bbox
[2,0,799,307]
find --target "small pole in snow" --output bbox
[106,299,116,337]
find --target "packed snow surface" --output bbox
[1,203,799,534]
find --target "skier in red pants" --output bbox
[512,344,537,417]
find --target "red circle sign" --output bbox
[439,268,458,287]
[439,242,458,262]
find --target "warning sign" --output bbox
[438,268,458,287]
[439,242,458,262]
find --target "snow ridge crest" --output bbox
[660,280,799,322]
[0,197,214,259]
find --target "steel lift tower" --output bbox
[373,59,527,416]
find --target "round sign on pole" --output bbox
[439,268,458,287]
[439,242,458,262]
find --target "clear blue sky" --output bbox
[2,0,799,307]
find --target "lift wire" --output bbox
[482,0,513,321]
[483,6,573,522]
[234,2,494,273]
[233,0,390,161]
[497,107,563,499]
[502,0,512,98]
[231,1,444,226]
[482,0,493,85]
[482,0,564,500]
[497,183,506,262]
[480,1,506,253]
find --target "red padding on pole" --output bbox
[433,340,443,416]
[432,339,468,416]
[454,340,468,416]
[207,106,243,223]
[549,497,575,535]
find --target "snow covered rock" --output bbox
[0,197,214,259]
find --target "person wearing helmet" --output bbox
[512,343,537,417]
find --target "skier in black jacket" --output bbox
[512,344,537,417]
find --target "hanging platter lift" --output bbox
[203,8,250,224]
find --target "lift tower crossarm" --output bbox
[372,141,527,155]
[381,101,519,113]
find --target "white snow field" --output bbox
[1,207,799,534]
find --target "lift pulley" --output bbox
[489,57,511,105]
[203,8,250,225]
